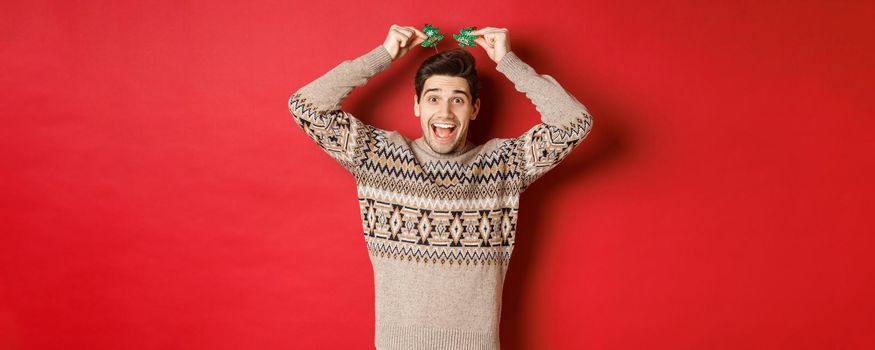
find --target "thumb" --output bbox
[412,35,425,47]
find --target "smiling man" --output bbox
[415,72,480,154]
[288,24,593,349]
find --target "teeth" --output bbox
[433,123,455,128]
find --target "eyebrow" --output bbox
[423,88,470,99]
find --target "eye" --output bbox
[428,96,438,103]
[453,97,464,104]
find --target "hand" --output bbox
[382,24,427,61]
[472,27,511,64]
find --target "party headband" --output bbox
[421,24,478,52]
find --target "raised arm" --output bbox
[474,27,594,190]
[288,25,426,174]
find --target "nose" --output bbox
[436,101,452,117]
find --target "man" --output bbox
[288,24,593,349]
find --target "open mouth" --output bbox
[431,121,457,142]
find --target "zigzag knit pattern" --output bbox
[289,92,592,267]
[287,45,594,348]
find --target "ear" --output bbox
[471,98,480,121]
[413,94,420,117]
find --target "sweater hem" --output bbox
[375,323,499,350]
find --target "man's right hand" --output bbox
[382,24,427,61]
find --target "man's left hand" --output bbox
[472,27,511,64]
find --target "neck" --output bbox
[414,138,473,159]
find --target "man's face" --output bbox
[414,75,480,154]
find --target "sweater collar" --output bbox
[411,137,477,160]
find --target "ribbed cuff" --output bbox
[375,324,498,350]
[361,45,393,75]
[495,51,531,84]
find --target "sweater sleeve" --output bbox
[495,51,594,191]
[287,45,393,174]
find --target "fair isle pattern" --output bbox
[355,116,592,195]
[366,236,512,266]
[359,198,519,247]
[521,114,592,186]
[289,92,592,266]
[288,92,361,171]
[355,136,525,201]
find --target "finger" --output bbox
[470,27,490,35]
[391,29,412,46]
[395,27,417,43]
[470,27,499,35]
[472,28,507,36]
[412,35,425,47]
[486,33,505,46]
[404,26,428,39]
[392,28,412,40]
[394,26,413,37]
[473,37,489,47]
[390,32,404,47]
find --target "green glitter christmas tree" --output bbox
[422,24,445,53]
[454,26,477,47]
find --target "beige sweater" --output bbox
[288,44,593,350]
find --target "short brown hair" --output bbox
[414,48,479,103]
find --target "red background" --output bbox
[2,1,874,349]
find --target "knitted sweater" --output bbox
[288,44,593,350]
